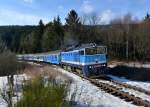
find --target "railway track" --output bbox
[90,79,150,107]
[111,80,150,96]
[26,61,150,107]
[71,72,150,107]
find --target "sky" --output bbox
[0,0,149,25]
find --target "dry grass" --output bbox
[16,63,74,107]
[23,63,72,83]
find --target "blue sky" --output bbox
[0,0,149,25]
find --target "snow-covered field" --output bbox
[1,64,149,107]
[108,61,150,68]
[108,75,150,92]
[54,66,138,107]
[0,74,28,107]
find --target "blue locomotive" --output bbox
[18,44,107,77]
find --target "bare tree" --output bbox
[88,12,101,25]
[122,13,132,60]
[111,13,133,60]
[0,39,7,53]
[80,14,88,25]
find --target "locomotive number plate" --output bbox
[93,65,101,68]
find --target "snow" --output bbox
[0,77,7,107]
[0,74,28,107]
[108,75,150,92]
[108,61,150,68]
[54,66,137,107]
[1,64,148,107]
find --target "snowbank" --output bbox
[108,61,150,68]
[56,67,137,107]
[0,76,7,107]
[0,74,28,107]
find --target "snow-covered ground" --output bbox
[1,64,149,107]
[108,61,150,68]
[108,75,150,92]
[0,74,28,107]
[0,76,7,107]
[53,66,137,107]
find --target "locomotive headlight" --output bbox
[103,64,106,66]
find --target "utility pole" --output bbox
[126,35,129,60]
[126,22,130,61]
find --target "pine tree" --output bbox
[53,16,64,48]
[144,13,150,22]
[65,10,81,30]
[30,20,45,53]
[39,19,45,33]
[65,10,81,47]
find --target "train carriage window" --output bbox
[55,56,57,59]
[79,50,84,55]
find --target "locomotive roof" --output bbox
[74,44,106,50]
[65,43,106,52]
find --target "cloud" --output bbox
[58,5,64,11]
[100,10,115,24]
[0,9,49,25]
[58,5,65,14]
[23,0,33,3]
[80,0,94,14]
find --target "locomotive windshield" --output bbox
[85,47,106,55]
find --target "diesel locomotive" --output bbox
[18,44,107,77]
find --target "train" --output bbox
[18,44,107,77]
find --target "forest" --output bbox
[0,10,150,61]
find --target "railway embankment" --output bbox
[0,62,72,107]
[22,62,140,107]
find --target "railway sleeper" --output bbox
[120,95,129,100]
[143,100,150,107]
[132,97,148,106]
[111,91,119,96]
[103,86,109,90]
[124,98,133,102]
[106,90,113,93]
[121,93,130,99]
[115,92,122,97]
[103,87,109,90]
[118,91,131,101]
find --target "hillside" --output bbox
[0,26,37,52]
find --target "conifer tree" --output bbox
[65,10,81,47]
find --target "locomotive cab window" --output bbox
[85,47,106,55]
[85,48,96,55]
[96,47,106,54]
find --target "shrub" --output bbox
[15,76,70,107]
[0,51,25,76]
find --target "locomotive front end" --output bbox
[81,46,107,77]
